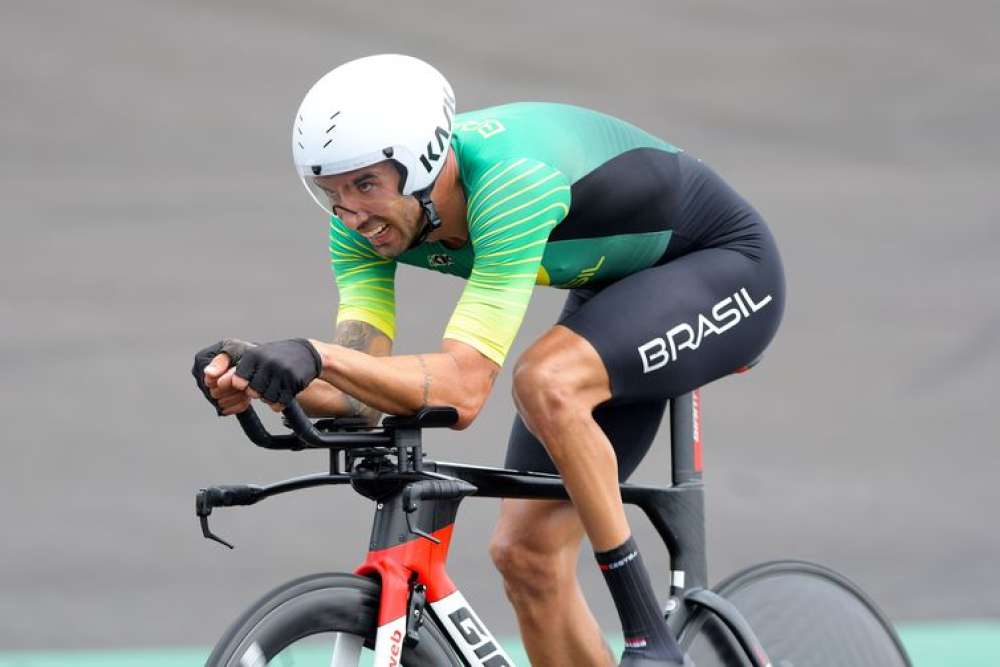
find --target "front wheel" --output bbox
[206,572,464,666]
[679,560,911,667]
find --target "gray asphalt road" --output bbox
[2,0,998,651]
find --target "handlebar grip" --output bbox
[217,484,263,505]
[236,408,272,445]
[198,484,263,512]
[234,400,393,450]
[281,402,323,443]
[403,479,478,512]
[235,405,305,449]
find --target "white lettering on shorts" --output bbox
[638,287,773,374]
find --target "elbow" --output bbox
[438,343,499,431]
[451,393,487,431]
[453,414,476,431]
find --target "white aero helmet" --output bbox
[292,54,456,221]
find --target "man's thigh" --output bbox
[559,246,785,402]
[505,400,668,481]
[504,243,783,478]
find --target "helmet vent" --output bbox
[326,111,341,134]
[323,140,332,148]
[297,141,304,149]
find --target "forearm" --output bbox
[295,378,375,420]
[296,320,392,423]
[313,341,496,429]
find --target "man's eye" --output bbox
[358,182,375,193]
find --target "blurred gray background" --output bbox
[2,0,998,652]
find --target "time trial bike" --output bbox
[196,390,911,666]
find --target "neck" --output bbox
[426,150,468,248]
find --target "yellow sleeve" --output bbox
[329,217,398,339]
[444,158,571,365]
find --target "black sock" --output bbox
[595,535,684,663]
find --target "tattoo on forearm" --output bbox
[417,355,431,407]
[333,320,387,422]
[335,320,379,351]
[345,393,377,420]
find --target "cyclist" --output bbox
[193,54,784,667]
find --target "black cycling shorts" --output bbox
[504,156,786,480]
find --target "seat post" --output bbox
[669,390,703,486]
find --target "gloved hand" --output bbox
[232,338,323,407]
[191,338,258,415]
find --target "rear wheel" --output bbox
[206,572,463,666]
[679,560,911,667]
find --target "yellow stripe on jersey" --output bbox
[465,159,528,214]
[470,172,565,230]
[329,219,398,340]
[444,159,571,365]
[328,158,571,365]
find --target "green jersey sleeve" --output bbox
[444,158,571,365]
[329,219,398,339]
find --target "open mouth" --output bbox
[364,223,390,244]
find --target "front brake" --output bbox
[195,485,264,549]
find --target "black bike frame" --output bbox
[198,389,771,666]
[433,389,706,631]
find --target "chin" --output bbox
[386,235,420,258]
[373,242,404,259]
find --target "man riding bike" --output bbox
[193,54,784,667]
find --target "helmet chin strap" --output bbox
[407,185,442,250]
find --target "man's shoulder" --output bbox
[453,102,679,187]
[454,102,603,140]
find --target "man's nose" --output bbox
[339,207,369,229]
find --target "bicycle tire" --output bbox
[206,572,465,666]
[678,560,911,667]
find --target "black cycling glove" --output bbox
[191,338,258,414]
[233,338,323,406]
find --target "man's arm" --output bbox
[295,320,392,422]
[311,337,500,430]
[309,158,570,427]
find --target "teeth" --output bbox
[367,224,387,238]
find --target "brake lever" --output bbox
[199,515,235,550]
[404,509,442,545]
[402,484,441,544]
[400,480,477,544]
[196,489,235,549]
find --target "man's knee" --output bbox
[512,328,610,431]
[490,539,569,602]
[489,501,582,602]
[512,356,575,425]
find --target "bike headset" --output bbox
[292,54,455,249]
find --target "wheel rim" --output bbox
[208,574,464,667]
[682,561,910,667]
[237,631,368,666]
